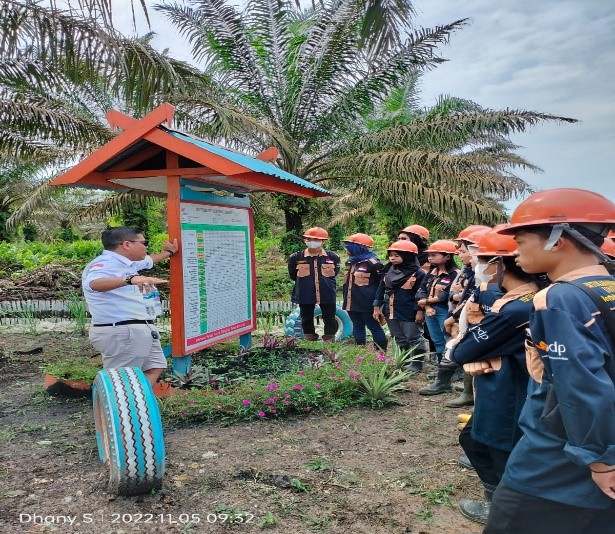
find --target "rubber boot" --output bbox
[426,352,442,379]
[304,333,319,341]
[418,366,455,396]
[458,483,496,525]
[445,374,474,408]
[374,339,388,352]
[405,343,426,375]
[457,454,474,470]
[354,338,366,346]
[452,366,465,382]
[322,335,335,342]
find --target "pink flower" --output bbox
[378,354,387,361]
[283,400,290,405]
[258,411,266,418]
[292,385,303,391]
[297,370,306,375]
[242,399,251,405]
[216,404,222,411]
[284,393,291,398]
[356,357,363,363]
[314,384,321,389]
[269,407,276,414]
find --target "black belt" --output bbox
[93,320,154,327]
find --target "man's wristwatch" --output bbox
[164,249,175,256]
[125,274,138,286]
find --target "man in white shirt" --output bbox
[82,226,178,386]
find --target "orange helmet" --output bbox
[387,240,418,254]
[344,233,374,247]
[303,227,328,240]
[455,225,492,244]
[425,240,458,254]
[477,226,518,256]
[601,237,615,258]
[402,224,430,240]
[502,188,615,233]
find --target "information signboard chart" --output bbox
[180,202,257,353]
[93,368,165,496]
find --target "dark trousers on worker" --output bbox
[484,483,615,534]
[300,303,338,336]
[459,415,510,488]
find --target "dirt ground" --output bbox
[0,332,483,534]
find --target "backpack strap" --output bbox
[560,279,615,343]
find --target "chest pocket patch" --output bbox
[525,339,544,383]
[353,272,370,286]
[297,263,310,278]
[401,276,416,290]
[321,263,336,277]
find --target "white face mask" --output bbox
[307,241,322,249]
[474,263,494,285]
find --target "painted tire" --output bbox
[284,305,352,341]
[93,367,165,496]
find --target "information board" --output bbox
[179,201,256,353]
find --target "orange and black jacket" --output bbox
[288,249,340,305]
[342,258,384,313]
[416,267,459,311]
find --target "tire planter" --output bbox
[92,367,165,496]
[284,304,352,341]
[44,374,92,398]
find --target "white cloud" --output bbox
[413,0,615,203]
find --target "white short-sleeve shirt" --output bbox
[82,250,154,324]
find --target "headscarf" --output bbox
[384,250,420,290]
[344,242,378,264]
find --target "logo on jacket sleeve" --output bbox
[537,340,567,359]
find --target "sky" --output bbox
[111,0,615,209]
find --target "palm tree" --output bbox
[327,78,550,238]
[158,0,576,238]
[0,1,212,233]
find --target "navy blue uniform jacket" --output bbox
[416,268,459,311]
[288,249,340,305]
[502,267,615,509]
[373,265,426,321]
[451,283,538,451]
[343,258,384,313]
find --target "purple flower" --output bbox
[314,384,321,389]
[292,385,303,391]
[378,354,387,361]
[242,399,251,405]
[297,370,306,375]
[284,393,291,398]
[356,357,363,363]
[258,411,266,418]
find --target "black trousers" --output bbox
[484,483,615,534]
[459,415,510,488]
[299,303,338,336]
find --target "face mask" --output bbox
[307,241,322,249]
[474,263,494,285]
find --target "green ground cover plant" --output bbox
[159,340,409,426]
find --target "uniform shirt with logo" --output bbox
[416,268,459,310]
[82,250,153,324]
[451,283,537,451]
[288,249,341,305]
[373,265,427,322]
[342,258,384,313]
[502,266,615,509]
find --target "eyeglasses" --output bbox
[129,240,148,246]
[397,236,410,241]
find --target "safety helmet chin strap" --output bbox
[495,256,505,288]
[544,223,612,265]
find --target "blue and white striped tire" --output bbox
[284,305,352,341]
[93,368,165,496]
